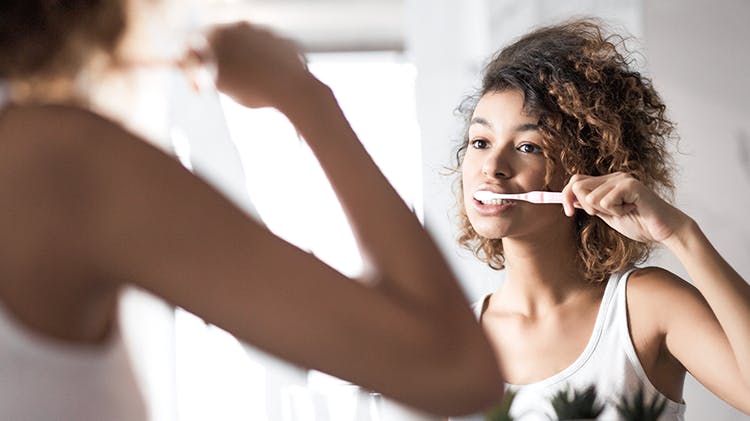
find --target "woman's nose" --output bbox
[481,149,510,179]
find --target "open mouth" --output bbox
[471,195,515,215]
[475,198,514,205]
[472,190,516,206]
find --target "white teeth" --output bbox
[473,191,513,205]
[480,199,512,205]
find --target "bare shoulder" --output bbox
[626,266,707,329]
[0,103,185,191]
[1,104,108,188]
[628,267,700,298]
[1,103,124,141]
[0,104,149,182]
[0,105,177,337]
[0,103,184,257]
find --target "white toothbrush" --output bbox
[474,190,564,204]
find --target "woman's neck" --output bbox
[496,230,596,318]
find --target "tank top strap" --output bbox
[612,266,688,417]
[613,267,640,310]
[594,267,635,334]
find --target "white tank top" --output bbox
[0,301,148,420]
[0,80,148,420]
[456,268,685,421]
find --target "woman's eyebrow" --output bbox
[470,116,492,128]
[470,118,539,132]
[514,123,539,132]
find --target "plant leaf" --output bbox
[485,388,518,421]
[550,385,604,419]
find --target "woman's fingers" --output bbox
[562,174,587,216]
[568,174,603,216]
[563,173,689,243]
[206,22,312,108]
[564,173,640,217]
[599,176,640,216]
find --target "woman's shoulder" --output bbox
[625,266,704,318]
[0,104,142,169]
[627,266,695,293]
[0,103,177,221]
[2,103,133,145]
[1,103,173,179]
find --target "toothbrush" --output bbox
[474,190,564,204]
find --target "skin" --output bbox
[0,23,502,416]
[463,89,750,413]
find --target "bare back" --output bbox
[0,104,120,344]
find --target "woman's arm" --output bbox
[659,219,750,411]
[208,24,465,303]
[563,172,750,412]
[210,25,462,309]
[79,24,502,416]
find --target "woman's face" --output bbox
[461,90,570,241]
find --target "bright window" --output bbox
[175,51,422,420]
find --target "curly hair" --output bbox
[0,0,127,97]
[454,18,677,283]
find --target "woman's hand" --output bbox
[561,172,692,244]
[206,22,316,109]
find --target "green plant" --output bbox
[485,388,518,421]
[549,385,604,420]
[615,386,667,421]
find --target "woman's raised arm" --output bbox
[563,172,750,413]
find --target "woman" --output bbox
[0,1,502,419]
[454,18,750,420]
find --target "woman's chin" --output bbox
[471,224,508,240]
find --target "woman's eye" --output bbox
[470,139,488,149]
[517,143,542,154]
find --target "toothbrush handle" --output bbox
[525,191,564,204]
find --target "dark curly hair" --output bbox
[454,18,677,283]
[0,0,127,95]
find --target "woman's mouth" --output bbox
[475,198,514,205]
[471,197,514,215]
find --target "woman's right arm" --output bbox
[563,173,750,412]
[81,24,502,417]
